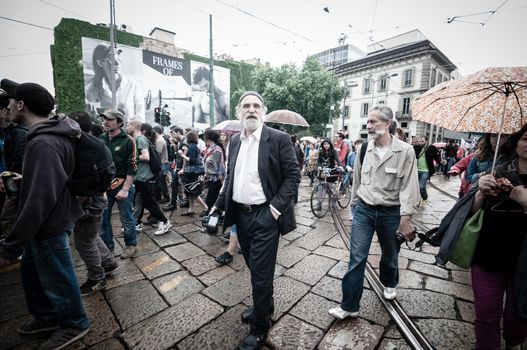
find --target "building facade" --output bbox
[333,30,458,143]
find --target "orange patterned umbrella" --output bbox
[411,67,527,172]
[411,67,527,134]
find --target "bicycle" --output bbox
[310,167,351,218]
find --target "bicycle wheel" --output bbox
[310,183,331,218]
[337,182,352,209]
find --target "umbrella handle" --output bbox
[491,93,509,175]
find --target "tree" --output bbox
[251,57,344,136]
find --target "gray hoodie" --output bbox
[0,115,84,260]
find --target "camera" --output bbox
[202,213,221,235]
[395,231,406,245]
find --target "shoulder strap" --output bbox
[360,141,368,165]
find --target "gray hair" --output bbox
[370,105,393,122]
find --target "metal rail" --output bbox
[331,209,434,350]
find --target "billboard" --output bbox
[81,37,230,128]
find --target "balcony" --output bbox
[395,111,412,120]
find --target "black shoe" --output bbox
[241,301,275,323]
[18,319,59,335]
[238,332,266,350]
[80,279,106,296]
[215,252,233,265]
[162,204,178,212]
[37,327,90,350]
[199,210,209,217]
[159,197,170,204]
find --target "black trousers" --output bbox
[135,181,167,224]
[236,204,280,334]
[205,180,222,210]
[170,171,180,206]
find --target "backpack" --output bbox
[69,132,116,196]
[147,140,162,174]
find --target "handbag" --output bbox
[449,208,484,268]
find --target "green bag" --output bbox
[449,209,484,269]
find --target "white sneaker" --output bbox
[154,220,172,236]
[135,223,144,232]
[328,307,359,319]
[383,287,397,300]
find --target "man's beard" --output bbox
[243,115,263,132]
[368,129,386,140]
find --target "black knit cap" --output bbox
[237,91,265,106]
[0,79,54,116]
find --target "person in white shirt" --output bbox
[210,91,299,350]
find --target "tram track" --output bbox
[331,207,434,350]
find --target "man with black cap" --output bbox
[0,79,90,349]
[210,91,299,350]
[99,109,138,259]
[0,89,27,237]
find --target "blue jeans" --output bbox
[341,201,401,312]
[418,171,430,200]
[100,185,136,251]
[21,231,90,330]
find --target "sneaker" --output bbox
[135,223,144,231]
[159,197,170,204]
[218,232,230,243]
[120,246,136,259]
[103,261,120,275]
[18,319,59,335]
[37,327,89,350]
[154,221,172,236]
[383,287,397,300]
[79,279,106,296]
[328,307,359,319]
[215,252,233,265]
[419,199,428,207]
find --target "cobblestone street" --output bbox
[0,175,524,349]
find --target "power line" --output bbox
[0,16,53,31]
[214,0,318,44]
[39,0,89,19]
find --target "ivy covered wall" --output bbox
[52,18,256,117]
[52,18,143,113]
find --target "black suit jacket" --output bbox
[215,125,300,235]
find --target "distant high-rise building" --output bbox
[310,44,365,69]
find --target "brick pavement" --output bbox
[1,175,524,349]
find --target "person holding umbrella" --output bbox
[468,124,527,350]
[466,133,512,184]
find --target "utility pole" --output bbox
[109,0,117,111]
[209,14,215,127]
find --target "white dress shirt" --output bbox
[232,125,267,205]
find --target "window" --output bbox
[363,78,371,94]
[344,105,349,117]
[401,122,408,128]
[430,67,436,88]
[361,133,368,139]
[403,69,413,87]
[361,103,369,116]
[361,124,367,130]
[438,72,443,84]
[402,97,411,115]
[379,75,388,91]
[377,100,385,105]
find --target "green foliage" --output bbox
[251,57,344,137]
[184,53,256,117]
[53,18,143,113]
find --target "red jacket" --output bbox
[449,153,475,196]
[335,140,348,166]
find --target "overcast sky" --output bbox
[1,0,525,94]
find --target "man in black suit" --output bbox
[211,91,299,350]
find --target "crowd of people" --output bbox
[0,77,525,350]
